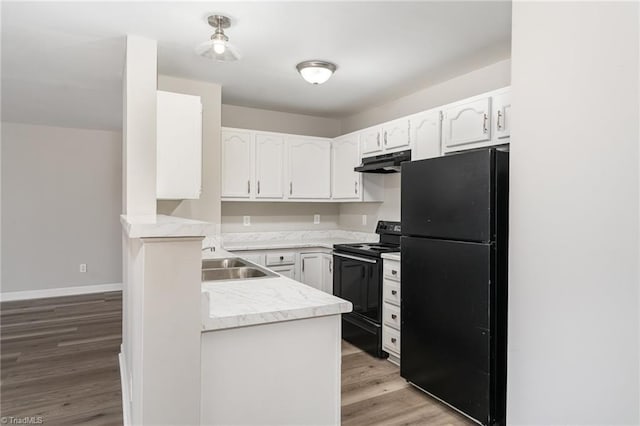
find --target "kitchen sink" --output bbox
[201,257,278,282]
[202,258,250,269]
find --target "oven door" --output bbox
[333,252,381,323]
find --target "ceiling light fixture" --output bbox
[196,15,241,62]
[296,60,337,85]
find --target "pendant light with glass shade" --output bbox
[196,15,241,62]
[296,60,337,85]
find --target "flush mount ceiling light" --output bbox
[296,60,337,85]
[195,15,241,62]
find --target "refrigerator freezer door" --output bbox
[401,236,493,424]
[401,149,494,242]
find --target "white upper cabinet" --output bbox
[156,90,202,200]
[221,129,252,198]
[286,137,331,199]
[382,118,410,151]
[442,96,492,150]
[332,135,361,201]
[410,109,442,161]
[360,127,383,156]
[492,90,511,142]
[255,133,284,199]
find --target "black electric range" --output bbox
[333,221,401,358]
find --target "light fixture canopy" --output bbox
[296,60,337,85]
[196,14,241,62]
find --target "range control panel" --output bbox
[375,221,402,235]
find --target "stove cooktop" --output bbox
[333,242,400,258]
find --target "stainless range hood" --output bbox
[354,149,411,173]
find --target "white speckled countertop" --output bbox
[221,229,377,251]
[381,252,401,261]
[200,246,352,331]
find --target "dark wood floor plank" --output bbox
[0,292,123,425]
[2,291,469,426]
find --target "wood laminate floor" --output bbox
[1,292,472,425]
[341,341,473,426]
[1,292,123,425]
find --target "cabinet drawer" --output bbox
[383,281,400,306]
[383,260,401,281]
[382,326,400,355]
[265,253,295,266]
[383,303,401,330]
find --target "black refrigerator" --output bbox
[400,148,508,425]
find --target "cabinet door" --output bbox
[382,118,410,150]
[287,138,331,199]
[322,254,333,294]
[360,127,382,156]
[492,91,511,142]
[442,97,491,149]
[300,253,324,291]
[156,91,202,200]
[331,136,361,200]
[271,265,295,280]
[255,133,284,199]
[411,110,442,161]
[221,130,252,198]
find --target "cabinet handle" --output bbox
[247,180,250,194]
[391,290,397,295]
[391,314,397,320]
[384,131,388,145]
[355,181,358,194]
[280,256,284,261]
[483,113,488,134]
[302,259,305,272]
[497,110,503,130]
[290,182,293,195]
[257,180,261,194]
[391,270,398,275]
[376,133,380,147]
[329,260,332,273]
[391,337,397,343]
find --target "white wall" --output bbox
[1,122,122,293]
[338,59,511,232]
[222,104,341,138]
[156,75,222,229]
[508,2,639,424]
[341,59,511,134]
[221,202,339,233]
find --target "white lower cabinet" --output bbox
[230,248,333,293]
[382,257,401,365]
[299,252,333,293]
[270,265,295,279]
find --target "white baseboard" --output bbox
[119,350,131,426]
[0,282,122,302]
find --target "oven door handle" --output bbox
[333,253,378,264]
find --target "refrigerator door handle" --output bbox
[333,253,378,264]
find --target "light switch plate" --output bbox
[314,214,320,225]
[243,216,251,226]
[362,215,367,226]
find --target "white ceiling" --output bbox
[1,1,511,130]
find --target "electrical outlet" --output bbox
[79,263,87,273]
[243,216,251,226]
[362,215,367,226]
[314,214,320,225]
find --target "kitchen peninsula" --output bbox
[200,247,352,425]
